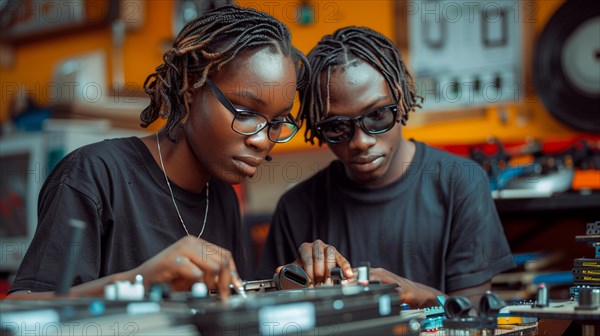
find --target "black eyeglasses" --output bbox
[316,104,399,144]
[205,78,299,143]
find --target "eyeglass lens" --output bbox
[319,104,398,143]
[233,112,297,142]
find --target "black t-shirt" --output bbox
[256,141,515,293]
[9,137,245,293]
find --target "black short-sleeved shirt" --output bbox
[256,141,515,293]
[9,137,245,294]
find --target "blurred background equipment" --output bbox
[468,137,600,198]
[0,0,119,43]
[409,0,524,112]
[50,50,150,129]
[505,222,600,336]
[532,0,600,133]
[0,132,46,272]
[173,0,233,37]
[573,222,600,291]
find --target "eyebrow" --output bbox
[362,96,391,112]
[328,95,390,115]
[232,90,265,107]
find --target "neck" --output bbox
[150,132,210,192]
[399,138,416,168]
[388,138,416,180]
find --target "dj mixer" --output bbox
[2,261,546,335]
[0,283,423,336]
[190,283,422,335]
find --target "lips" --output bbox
[232,156,264,178]
[348,155,383,174]
[350,155,381,165]
[234,156,264,167]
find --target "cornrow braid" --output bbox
[298,26,422,145]
[141,5,310,142]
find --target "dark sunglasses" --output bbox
[205,78,299,143]
[316,104,399,143]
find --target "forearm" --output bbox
[369,268,446,308]
[5,271,135,300]
[404,281,446,308]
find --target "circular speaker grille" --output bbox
[533,0,600,133]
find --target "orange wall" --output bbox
[0,0,584,151]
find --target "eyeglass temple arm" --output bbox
[205,78,239,114]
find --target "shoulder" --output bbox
[56,137,142,166]
[45,137,146,188]
[419,142,475,166]
[74,137,144,161]
[417,141,489,188]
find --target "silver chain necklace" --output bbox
[156,132,209,238]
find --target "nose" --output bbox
[245,127,272,153]
[348,123,376,151]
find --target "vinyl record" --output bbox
[533,0,600,133]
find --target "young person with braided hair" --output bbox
[256,26,515,308]
[8,5,309,300]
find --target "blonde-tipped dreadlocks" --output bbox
[298,26,422,145]
[141,5,309,142]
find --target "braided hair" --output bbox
[298,26,422,145]
[141,5,309,142]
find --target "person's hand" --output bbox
[280,240,353,285]
[368,268,444,308]
[128,236,242,300]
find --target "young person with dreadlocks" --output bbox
[256,26,515,308]
[8,5,309,300]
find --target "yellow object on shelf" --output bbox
[498,316,538,325]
